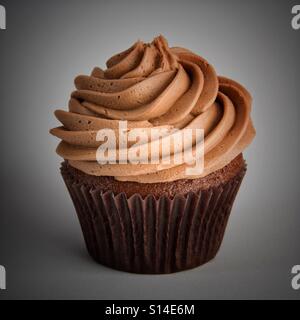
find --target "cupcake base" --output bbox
[61,155,246,274]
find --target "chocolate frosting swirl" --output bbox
[50,35,255,183]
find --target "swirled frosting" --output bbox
[50,35,255,183]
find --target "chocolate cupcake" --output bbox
[50,35,255,274]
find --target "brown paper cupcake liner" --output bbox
[61,166,246,274]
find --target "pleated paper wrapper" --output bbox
[61,166,246,274]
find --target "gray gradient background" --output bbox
[0,0,299,300]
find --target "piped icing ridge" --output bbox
[50,35,255,183]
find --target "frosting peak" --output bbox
[50,35,255,183]
[105,35,179,80]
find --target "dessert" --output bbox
[50,35,255,273]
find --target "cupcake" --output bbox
[50,35,255,274]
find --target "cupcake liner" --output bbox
[61,166,246,274]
